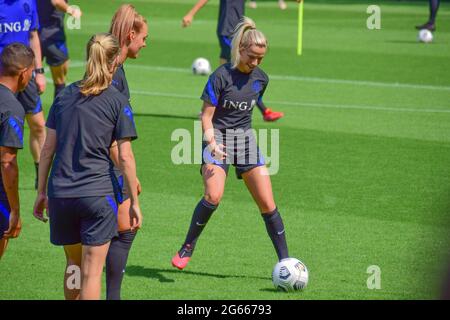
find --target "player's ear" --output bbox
[129,29,136,41]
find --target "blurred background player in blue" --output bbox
[0,0,47,190]
[33,33,141,300]
[36,0,82,99]
[107,3,148,300]
[416,0,440,31]
[0,43,35,260]
[182,0,284,122]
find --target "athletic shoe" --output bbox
[171,244,193,270]
[278,0,287,10]
[249,1,257,9]
[415,22,436,31]
[263,108,284,122]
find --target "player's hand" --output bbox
[136,177,142,196]
[4,211,22,239]
[182,14,193,28]
[67,6,82,19]
[33,193,48,223]
[210,143,227,160]
[35,73,46,94]
[129,204,142,231]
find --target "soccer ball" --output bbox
[418,29,433,43]
[192,57,211,75]
[272,258,309,292]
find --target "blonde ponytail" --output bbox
[231,17,267,69]
[79,33,120,96]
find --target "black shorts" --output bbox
[0,199,10,240]
[16,76,42,115]
[48,196,118,246]
[218,34,232,62]
[40,28,69,67]
[200,135,265,179]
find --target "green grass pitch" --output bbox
[1,0,450,300]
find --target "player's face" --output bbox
[127,23,148,59]
[238,44,266,73]
[18,65,34,91]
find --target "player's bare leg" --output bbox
[80,242,111,300]
[63,243,82,300]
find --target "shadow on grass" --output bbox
[134,113,198,121]
[259,288,279,293]
[126,265,268,282]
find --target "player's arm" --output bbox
[33,128,57,222]
[117,138,142,230]
[0,146,21,238]
[110,141,141,195]
[51,0,82,18]
[29,30,46,94]
[182,0,209,27]
[201,102,226,159]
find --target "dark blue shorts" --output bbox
[48,196,118,246]
[40,28,69,67]
[113,168,129,203]
[201,139,265,179]
[0,199,10,240]
[218,34,232,62]
[16,76,42,115]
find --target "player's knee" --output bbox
[259,202,277,215]
[204,192,222,206]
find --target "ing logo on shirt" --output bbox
[222,99,257,111]
[0,19,31,33]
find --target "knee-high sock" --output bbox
[429,0,440,24]
[262,208,289,260]
[106,230,136,300]
[182,198,217,250]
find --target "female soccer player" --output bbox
[33,33,142,300]
[106,4,148,300]
[172,17,290,270]
[37,0,82,98]
[0,44,35,260]
[182,0,284,122]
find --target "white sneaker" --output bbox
[249,1,257,9]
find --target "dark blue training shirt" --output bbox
[0,84,25,202]
[0,0,39,55]
[201,63,269,131]
[46,82,137,198]
[112,64,130,101]
[218,0,244,37]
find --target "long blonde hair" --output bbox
[109,4,147,48]
[231,17,267,69]
[79,33,120,96]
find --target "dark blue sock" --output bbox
[106,230,136,300]
[54,83,66,99]
[429,0,440,24]
[262,208,289,261]
[182,198,217,251]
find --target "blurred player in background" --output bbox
[33,33,141,300]
[107,4,148,300]
[0,44,35,260]
[416,0,440,31]
[182,0,284,122]
[0,0,47,190]
[37,0,82,99]
[172,17,291,270]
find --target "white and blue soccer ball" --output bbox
[418,29,433,43]
[272,258,309,292]
[192,57,211,75]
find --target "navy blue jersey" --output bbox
[0,83,25,202]
[218,0,244,36]
[0,0,40,55]
[46,82,137,198]
[201,63,269,131]
[112,64,130,101]
[36,0,65,29]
